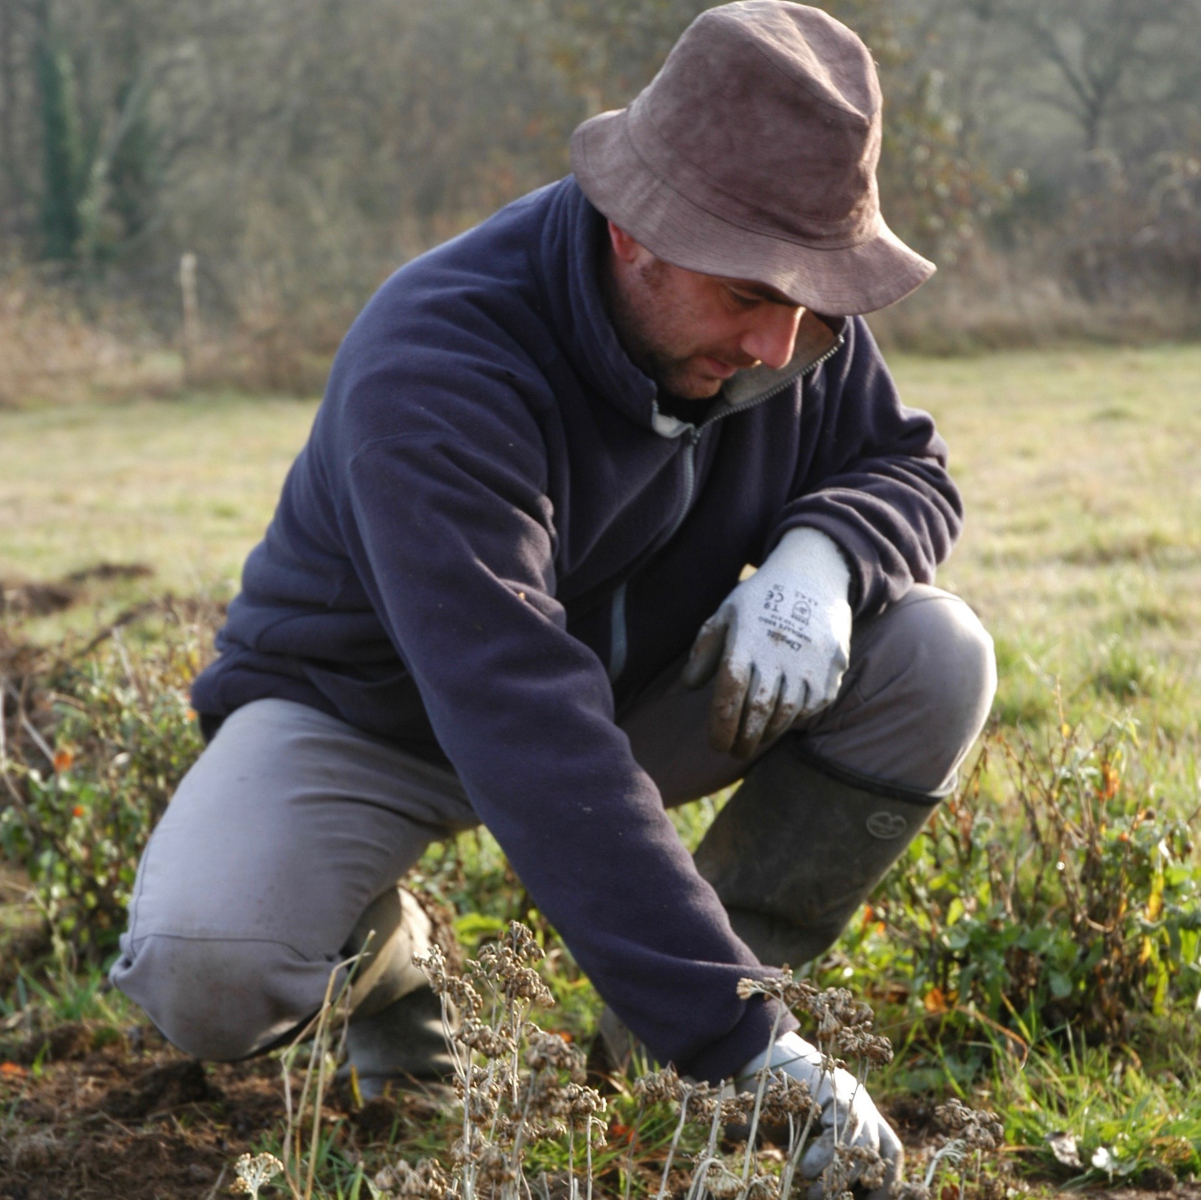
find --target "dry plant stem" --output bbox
[779,1100,820,1198]
[741,1006,786,1185]
[585,1116,595,1200]
[623,1100,645,1200]
[655,1092,690,1200]
[683,1092,728,1200]
[568,1122,577,1200]
[508,1083,538,1184]
[279,952,361,1200]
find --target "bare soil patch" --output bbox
[0,1019,453,1200]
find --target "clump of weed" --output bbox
[0,622,204,954]
[896,1098,1008,1200]
[874,718,1201,1040]
[384,921,607,1200]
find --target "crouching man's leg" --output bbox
[622,585,996,967]
[110,698,476,1090]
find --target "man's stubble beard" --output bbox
[603,256,725,402]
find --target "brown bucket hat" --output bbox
[570,0,934,315]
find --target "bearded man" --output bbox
[112,4,995,1194]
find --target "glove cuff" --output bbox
[736,1029,820,1087]
[768,528,851,602]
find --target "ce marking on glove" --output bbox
[759,586,815,652]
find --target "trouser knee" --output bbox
[894,587,997,743]
[806,586,996,794]
[110,933,335,1061]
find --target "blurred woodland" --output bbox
[2,0,1201,399]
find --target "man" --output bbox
[112,2,995,1193]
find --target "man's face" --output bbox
[604,223,806,401]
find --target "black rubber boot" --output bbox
[339,887,458,1099]
[693,739,943,967]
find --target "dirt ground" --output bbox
[2,1019,1197,1200]
[0,1019,449,1200]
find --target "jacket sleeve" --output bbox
[772,316,963,616]
[333,368,794,1083]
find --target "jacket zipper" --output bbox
[606,332,845,682]
[607,426,700,681]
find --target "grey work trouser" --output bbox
[110,584,995,1061]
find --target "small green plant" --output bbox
[872,718,1201,1040]
[0,630,202,954]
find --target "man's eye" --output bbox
[728,288,760,308]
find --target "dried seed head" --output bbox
[805,986,875,1037]
[476,1143,518,1184]
[525,1027,586,1080]
[564,1082,606,1120]
[442,975,483,1019]
[820,1143,860,1196]
[472,946,554,1007]
[760,1073,819,1125]
[373,1159,450,1199]
[934,1098,1004,1150]
[701,1161,744,1200]
[719,1092,756,1125]
[231,1152,284,1196]
[413,945,447,991]
[737,967,819,1010]
[457,1017,515,1059]
[413,946,483,1017]
[453,1065,501,1124]
[632,1064,685,1105]
[504,920,544,965]
[895,1184,932,1200]
[744,1173,777,1200]
[848,1144,888,1191]
[521,1069,575,1120]
[686,1094,719,1124]
[834,1026,894,1067]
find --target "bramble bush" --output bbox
[868,719,1201,1039]
[0,629,203,955]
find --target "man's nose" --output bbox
[740,304,804,370]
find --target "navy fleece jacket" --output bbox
[192,177,962,1083]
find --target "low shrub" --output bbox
[0,628,203,955]
[870,719,1201,1040]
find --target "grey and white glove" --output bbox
[738,1030,903,1200]
[682,527,852,758]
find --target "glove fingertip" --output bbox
[799,1136,835,1180]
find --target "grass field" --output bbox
[1,345,1200,1199]
[4,344,1200,733]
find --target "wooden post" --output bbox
[179,251,200,383]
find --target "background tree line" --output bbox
[0,0,1199,379]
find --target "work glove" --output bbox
[737,1030,903,1200]
[682,527,852,758]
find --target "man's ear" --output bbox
[607,219,646,265]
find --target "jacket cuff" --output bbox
[679,997,800,1085]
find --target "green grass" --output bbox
[0,390,319,639]
[901,343,1201,748]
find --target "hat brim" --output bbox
[571,108,935,316]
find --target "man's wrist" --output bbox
[770,527,852,600]
[736,1029,819,1085]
